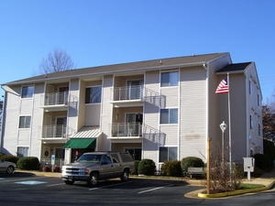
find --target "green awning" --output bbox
[64,138,96,149]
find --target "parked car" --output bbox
[0,160,16,175]
[62,152,135,186]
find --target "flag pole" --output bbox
[227,72,232,182]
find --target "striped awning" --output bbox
[64,127,102,149]
[71,127,102,138]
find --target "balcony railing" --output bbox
[43,125,67,138]
[113,85,143,101]
[112,123,142,137]
[44,91,68,106]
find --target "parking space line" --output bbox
[138,186,164,194]
[89,181,133,191]
[46,183,65,187]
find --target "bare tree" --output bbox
[40,49,75,74]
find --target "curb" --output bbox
[197,180,275,199]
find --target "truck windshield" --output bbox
[77,154,102,163]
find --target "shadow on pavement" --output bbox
[0,171,35,178]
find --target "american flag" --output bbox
[215,78,229,94]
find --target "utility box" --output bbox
[243,157,255,180]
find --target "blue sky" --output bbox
[0,0,274,103]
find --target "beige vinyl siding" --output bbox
[78,81,86,129]
[180,67,207,161]
[18,130,30,145]
[3,86,21,155]
[29,83,44,157]
[160,87,178,107]
[68,79,79,133]
[85,105,101,126]
[228,74,247,161]
[99,75,113,151]
[143,70,160,160]
[159,125,178,145]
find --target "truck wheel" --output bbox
[121,169,129,182]
[6,166,15,175]
[88,172,98,186]
[64,180,74,185]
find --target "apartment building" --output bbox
[0,53,263,168]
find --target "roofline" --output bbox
[2,61,209,86]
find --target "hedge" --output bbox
[161,160,182,177]
[17,157,40,170]
[138,159,156,175]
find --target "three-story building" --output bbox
[0,53,263,169]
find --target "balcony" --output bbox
[112,85,143,107]
[110,123,142,141]
[111,86,166,108]
[43,125,67,139]
[42,91,68,112]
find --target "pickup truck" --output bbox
[61,152,135,186]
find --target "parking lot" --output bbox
[0,172,202,206]
[1,172,275,206]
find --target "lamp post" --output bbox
[220,121,227,165]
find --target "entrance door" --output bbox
[127,80,143,100]
[55,117,67,137]
[125,113,142,136]
[125,148,142,160]
[58,87,68,104]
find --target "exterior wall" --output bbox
[68,79,80,135]
[229,74,247,162]
[245,64,263,155]
[30,83,44,158]
[3,86,24,155]
[1,53,262,167]
[85,105,101,126]
[180,66,207,161]
[98,75,113,151]
[143,70,160,161]
[207,54,232,157]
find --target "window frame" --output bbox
[85,85,102,104]
[17,146,29,157]
[159,146,178,162]
[160,108,178,124]
[160,70,179,87]
[19,116,31,128]
[21,85,34,98]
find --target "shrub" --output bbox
[132,160,140,175]
[253,153,273,172]
[138,159,156,176]
[17,157,40,170]
[161,160,182,177]
[181,156,204,174]
[0,155,19,164]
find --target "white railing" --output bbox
[43,125,67,138]
[44,91,68,106]
[113,85,143,101]
[112,123,142,137]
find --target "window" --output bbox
[21,86,34,98]
[19,116,31,128]
[258,124,261,136]
[249,115,253,129]
[85,86,102,103]
[17,147,28,157]
[161,71,178,87]
[160,108,178,124]
[249,80,252,95]
[159,147,177,162]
